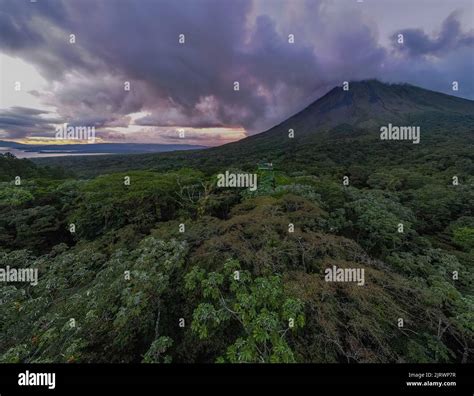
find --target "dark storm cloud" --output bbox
[6,107,49,116]
[0,107,61,138]
[61,0,269,129]
[0,0,472,141]
[0,0,320,135]
[0,0,69,51]
[0,12,43,50]
[392,11,474,57]
[0,0,94,78]
[385,12,474,99]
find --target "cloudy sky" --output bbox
[0,0,473,146]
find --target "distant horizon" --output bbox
[0,138,209,159]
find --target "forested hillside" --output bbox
[1,81,473,363]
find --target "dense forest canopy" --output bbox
[1,82,473,363]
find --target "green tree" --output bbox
[185,259,305,363]
[142,336,173,363]
[453,227,474,251]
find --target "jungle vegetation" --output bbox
[1,81,473,363]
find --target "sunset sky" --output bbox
[0,0,473,146]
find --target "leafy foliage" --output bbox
[185,259,304,362]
